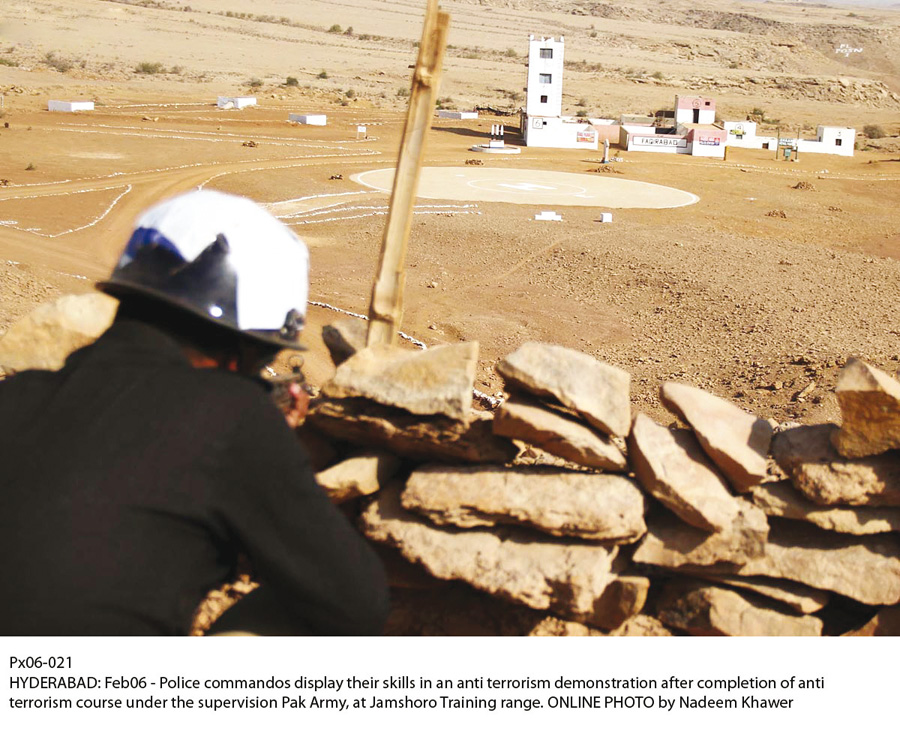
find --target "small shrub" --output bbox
[285,76,299,87]
[25,163,35,171]
[590,31,598,38]
[344,26,354,35]
[651,71,664,80]
[504,47,517,57]
[317,70,329,79]
[750,107,766,118]
[345,89,356,99]
[45,52,72,73]
[248,78,263,88]
[135,61,164,74]
[328,24,342,33]
[0,58,17,67]
[863,124,885,139]
[397,87,410,97]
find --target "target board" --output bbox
[353,167,699,209]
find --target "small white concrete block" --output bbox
[535,211,562,221]
[599,212,613,223]
[289,113,327,125]
[48,100,94,112]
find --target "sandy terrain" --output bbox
[1,0,899,428]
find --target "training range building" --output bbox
[722,121,855,157]
[520,36,599,151]
[619,96,727,158]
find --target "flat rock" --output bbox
[660,382,771,490]
[831,358,900,458]
[401,465,646,543]
[497,342,630,436]
[628,414,742,532]
[750,481,900,535]
[492,397,627,471]
[657,580,822,636]
[772,424,900,506]
[0,293,117,372]
[632,502,769,567]
[308,397,518,464]
[314,451,401,503]
[731,520,900,606]
[323,342,478,420]
[679,572,829,614]
[362,487,634,629]
[321,317,368,367]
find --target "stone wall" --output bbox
[310,320,900,636]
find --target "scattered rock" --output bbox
[628,414,743,532]
[772,424,900,506]
[308,397,518,464]
[401,465,647,542]
[323,342,478,420]
[493,396,627,471]
[314,450,401,504]
[632,502,769,567]
[321,318,368,367]
[529,613,671,637]
[831,358,900,458]
[659,382,772,490]
[657,580,822,636]
[792,181,816,191]
[0,293,117,372]
[362,487,641,629]
[766,209,787,218]
[750,480,900,535]
[497,342,630,436]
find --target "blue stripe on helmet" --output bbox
[120,227,187,266]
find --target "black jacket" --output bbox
[0,319,389,635]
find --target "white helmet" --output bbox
[98,190,309,349]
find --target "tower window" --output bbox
[540,95,548,103]
[540,48,553,59]
[539,73,552,84]
[835,138,842,146]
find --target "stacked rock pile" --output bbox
[309,319,900,636]
[1,298,898,636]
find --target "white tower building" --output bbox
[526,36,564,118]
[522,35,597,150]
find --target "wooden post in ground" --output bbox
[367,0,450,347]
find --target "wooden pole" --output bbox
[367,0,450,346]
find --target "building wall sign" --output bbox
[634,136,687,148]
[698,136,721,146]
[576,130,597,143]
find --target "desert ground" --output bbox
[1,0,899,428]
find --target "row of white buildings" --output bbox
[519,35,855,158]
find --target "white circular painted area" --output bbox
[352,167,699,208]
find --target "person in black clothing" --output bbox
[0,190,389,635]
